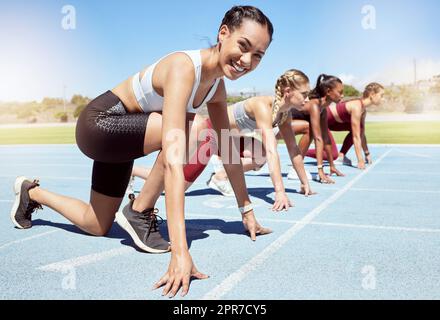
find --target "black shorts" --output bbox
[75,91,150,197]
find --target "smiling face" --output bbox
[217,19,271,80]
[327,82,344,103]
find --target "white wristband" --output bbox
[239,203,253,214]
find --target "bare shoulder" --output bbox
[347,99,363,112]
[160,52,195,78]
[307,98,320,113]
[251,96,272,120]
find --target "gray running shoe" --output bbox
[116,201,170,253]
[10,176,42,229]
[342,156,353,166]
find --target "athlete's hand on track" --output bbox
[357,161,366,170]
[153,250,208,298]
[330,166,345,176]
[300,184,317,197]
[366,154,373,165]
[242,210,273,241]
[318,171,335,184]
[272,191,293,212]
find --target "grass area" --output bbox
[0,121,439,145]
[332,121,440,144]
[0,126,76,144]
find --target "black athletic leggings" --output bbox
[76,91,150,197]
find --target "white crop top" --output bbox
[131,50,222,113]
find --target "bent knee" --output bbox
[87,224,112,237]
[81,209,113,237]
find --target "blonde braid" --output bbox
[272,69,309,127]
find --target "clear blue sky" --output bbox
[1,0,439,101]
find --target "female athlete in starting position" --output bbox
[9,6,274,298]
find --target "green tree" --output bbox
[71,94,90,106]
[54,111,68,122]
[343,85,360,98]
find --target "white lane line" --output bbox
[37,247,133,272]
[187,213,440,234]
[202,149,392,300]
[0,230,60,250]
[350,187,440,194]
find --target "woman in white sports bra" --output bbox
[10,6,274,298]
[206,69,316,208]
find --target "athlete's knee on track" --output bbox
[85,216,113,236]
[82,203,115,237]
[88,224,111,237]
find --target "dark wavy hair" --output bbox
[218,6,274,42]
[309,74,342,99]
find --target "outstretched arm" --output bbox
[322,109,344,177]
[153,54,208,298]
[278,119,315,196]
[361,111,372,164]
[254,102,293,211]
[207,81,272,239]
[350,101,365,169]
[310,104,334,184]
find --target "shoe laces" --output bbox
[25,179,42,218]
[139,208,163,233]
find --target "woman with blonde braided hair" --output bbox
[130,69,316,212]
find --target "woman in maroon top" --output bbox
[305,83,384,169]
[289,74,345,184]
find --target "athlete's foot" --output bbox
[206,173,234,197]
[10,176,42,229]
[116,200,170,254]
[342,156,353,166]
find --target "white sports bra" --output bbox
[131,50,222,113]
